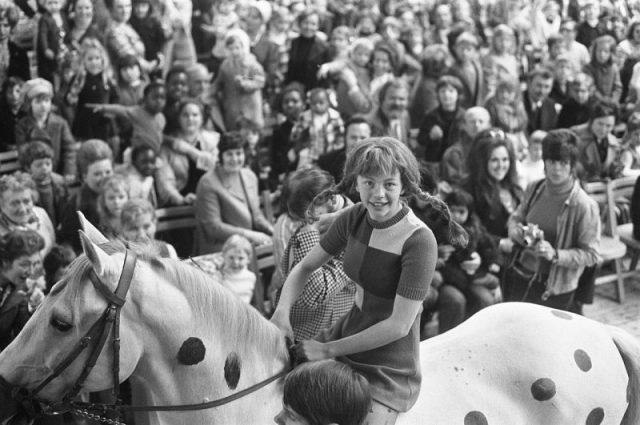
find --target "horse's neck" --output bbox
[128,265,287,423]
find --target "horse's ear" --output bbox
[77,211,109,244]
[79,231,119,277]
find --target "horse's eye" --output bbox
[50,316,73,332]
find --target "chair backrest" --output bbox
[254,243,275,272]
[604,176,639,238]
[155,205,196,232]
[0,150,20,175]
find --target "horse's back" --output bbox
[398,303,630,425]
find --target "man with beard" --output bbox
[367,78,412,147]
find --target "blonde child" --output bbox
[213,234,257,305]
[519,130,546,188]
[97,175,129,239]
[211,28,266,130]
[119,198,178,258]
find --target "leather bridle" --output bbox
[0,248,290,424]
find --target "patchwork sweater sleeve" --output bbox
[397,226,437,301]
[319,204,361,256]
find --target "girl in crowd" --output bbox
[97,174,129,239]
[279,168,354,340]
[272,137,466,424]
[119,198,177,258]
[210,234,257,305]
[584,35,622,104]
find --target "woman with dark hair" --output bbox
[0,3,29,87]
[0,229,45,351]
[285,7,330,91]
[65,0,101,52]
[0,77,25,151]
[465,128,522,241]
[194,131,273,254]
[504,129,601,310]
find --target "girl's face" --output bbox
[487,146,510,182]
[299,14,319,38]
[31,95,52,119]
[167,72,189,102]
[351,46,371,68]
[120,64,141,83]
[84,159,113,192]
[227,40,245,59]
[0,18,11,42]
[438,85,458,110]
[104,187,128,217]
[3,253,41,286]
[223,247,250,274]
[133,149,157,177]
[179,103,203,133]
[0,189,34,224]
[84,48,103,75]
[356,170,403,222]
[74,0,93,22]
[5,84,22,109]
[221,148,245,172]
[595,44,611,64]
[450,205,469,225]
[372,50,391,75]
[122,212,156,242]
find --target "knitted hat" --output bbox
[251,0,272,23]
[22,78,53,102]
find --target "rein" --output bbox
[3,248,291,424]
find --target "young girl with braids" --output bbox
[272,137,467,424]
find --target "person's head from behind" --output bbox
[274,360,371,425]
[542,129,580,184]
[589,101,617,140]
[591,35,616,66]
[444,188,474,225]
[131,145,157,177]
[43,244,76,292]
[286,168,335,223]
[527,67,554,103]
[221,234,253,275]
[308,88,330,116]
[77,139,113,192]
[569,72,594,105]
[218,131,248,172]
[436,75,462,111]
[0,229,44,286]
[143,81,167,115]
[22,78,53,120]
[20,140,54,184]
[462,107,490,139]
[98,174,129,220]
[344,116,371,153]
[120,198,157,243]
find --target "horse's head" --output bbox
[0,216,145,423]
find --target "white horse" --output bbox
[1,224,640,425]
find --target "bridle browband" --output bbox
[0,248,290,423]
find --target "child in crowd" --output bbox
[42,243,76,293]
[482,24,520,94]
[549,55,574,105]
[119,198,177,258]
[163,66,190,135]
[36,0,67,85]
[369,42,396,103]
[97,175,129,238]
[291,87,344,169]
[115,145,158,207]
[115,55,145,107]
[410,44,451,127]
[333,38,374,121]
[484,78,528,144]
[519,130,546,188]
[67,38,119,153]
[129,0,167,69]
[328,25,353,61]
[0,77,25,151]
[19,140,69,229]
[211,28,266,130]
[275,360,371,425]
[15,78,76,180]
[417,75,465,172]
[440,189,500,310]
[557,72,596,128]
[584,35,622,104]
[209,234,257,305]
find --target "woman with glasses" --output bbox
[504,129,600,310]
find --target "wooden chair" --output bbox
[155,205,196,232]
[0,149,20,175]
[583,179,629,302]
[253,243,275,314]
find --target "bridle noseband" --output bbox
[1,248,290,424]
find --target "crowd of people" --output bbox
[3,0,640,423]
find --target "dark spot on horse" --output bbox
[585,407,604,425]
[464,411,488,425]
[177,337,206,365]
[224,353,241,390]
[551,310,573,320]
[574,349,592,372]
[531,378,556,401]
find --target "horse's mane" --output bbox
[65,241,289,363]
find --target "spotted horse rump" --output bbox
[398,302,640,425]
